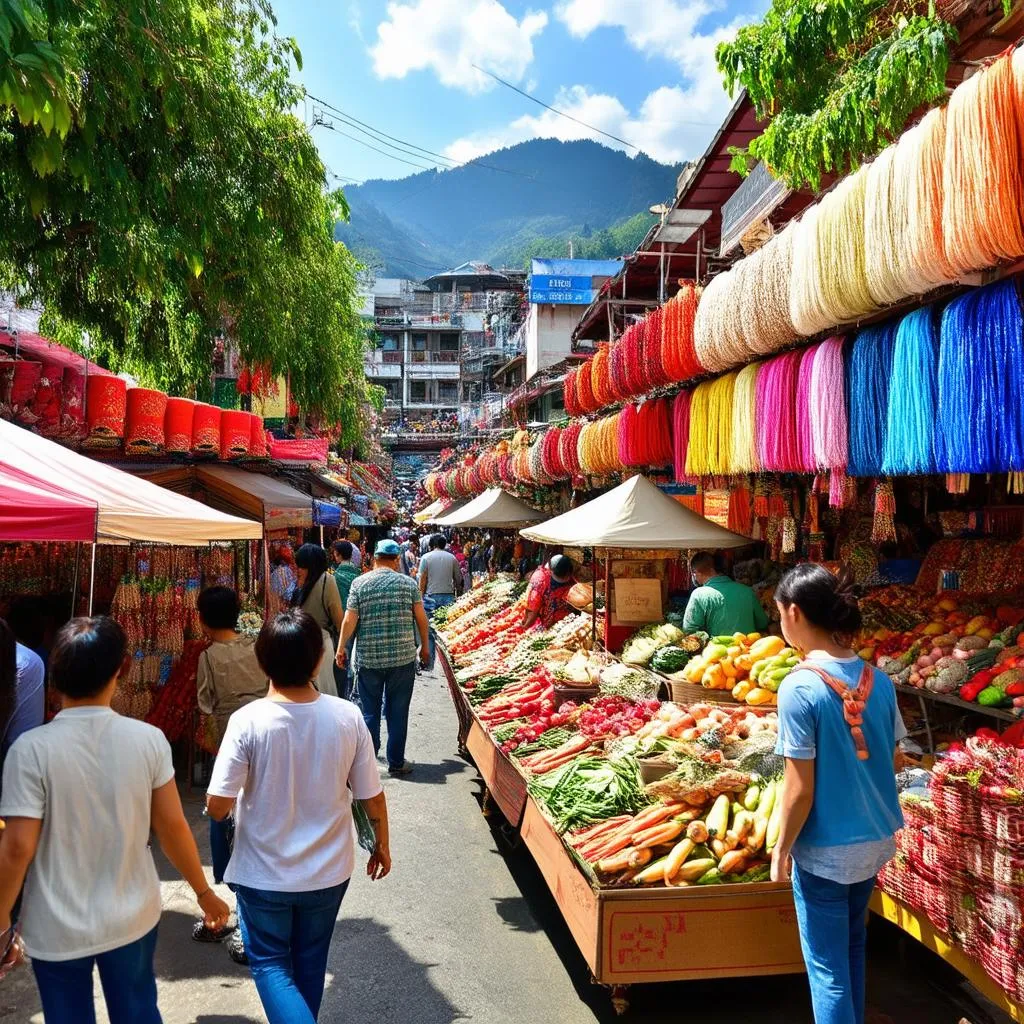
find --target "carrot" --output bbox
[633,820,686,849]
[568,816,631,846]
[662,838,695,883]
[597,847,649,874]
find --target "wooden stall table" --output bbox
[871,891,1024,1022]
[465,719,529,828]
[520,795,804,1015]
[437,642,473,755]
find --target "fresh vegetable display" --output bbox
[621,621,686,666]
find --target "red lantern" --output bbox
[220,410,250,460]
[30,358,64,435]
[125,388,168,454]
[164,397,195,454]
[191,403,221,455]
[248,413,268,457]
[85,375,127,447]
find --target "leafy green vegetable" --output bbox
[527,755,649,834]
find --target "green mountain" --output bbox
[335,139,679,275]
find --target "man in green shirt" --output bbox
[682,552,769,637]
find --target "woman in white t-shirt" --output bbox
[207,609,390,1024]
[0,617,229,1021]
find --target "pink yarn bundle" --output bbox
[618,403,642,467]
[809,337,848,474]
[796,343,821,473]
[672,390,692,482]
[755,351,803,471]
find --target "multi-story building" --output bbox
[361,265,526,434]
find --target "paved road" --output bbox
[0,668,1011,1023]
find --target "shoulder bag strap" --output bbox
[795,660,875,761]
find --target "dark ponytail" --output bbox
[776,563,862,634]
[0,618,17,740]
[293,544,328,609]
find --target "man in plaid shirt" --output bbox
[338,539,430,776]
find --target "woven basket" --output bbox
[639,757,675,785]
[931,781,983,837]
[981,797,1024,852]
[667,679,744,706]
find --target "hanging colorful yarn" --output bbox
[529,434,554,485]
[672,389,692,482]
[846,323,897,476]
[685,380,714,477]
[576,357,597,412]
[871,479,897,544]
[640,398,674,468]
[540,426,566,479]
[790,168,878,337]
[795,344,820,473]
[809,337,848,477]
[645,307,671,386]
[609,338,630,399]
[563,367,581,417]
[693,269,741,372]
[936,279,1024,473]
[591,344,614,407]
[559,421,584,478]
[578,413,623,476]
[943,52,1024,276]
[882,307,939,475]
[704,371,738,475]
[755,351,803,472]
[887,107,958,295]
[617,403,642,468]
[863,146,905,307]
[742,222,798,356]
[730,362,760,474]
[661,282,704,382]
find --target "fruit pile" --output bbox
[672,634,797,707]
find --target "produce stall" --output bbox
[434,479,804,1013]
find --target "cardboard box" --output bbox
[466,720,529,828]
[520,797,805,985]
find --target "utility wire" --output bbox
[313,104,460,169]
[471,65,640,150]
[306,91,533,179]
[313,117,439,172]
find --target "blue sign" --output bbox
[529,275,595,305]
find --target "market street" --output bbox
[0,667,1009,1024]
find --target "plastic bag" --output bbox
[352,798,377,855]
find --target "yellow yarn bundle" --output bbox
[685,380,713,477]
[730,362,760,473]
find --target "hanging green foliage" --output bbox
[0,0,373,436]
[716,0,957,190]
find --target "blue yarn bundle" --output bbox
[883,307,939,475]
[846,323,897,476]
[936,279,1024,473]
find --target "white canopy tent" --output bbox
[518,474,750,549]
[433,488,547,529]
[423,496,472,525]
[0,418,262,545]
[413,498,446,524]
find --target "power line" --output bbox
[471,66,721,146]
[471,65,640,150]
[313,117,440,172]
[306,91,533,180]
[313,104,460,169]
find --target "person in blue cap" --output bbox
[337,539,430,776]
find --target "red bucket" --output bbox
[61,367,86,437]
[125,388,168,454]
[29,357,64,434]
[220,409,251,460]
[85,375,127,445]
[191,403,221,455]
[164,397,195,454]
[248,412,268,457]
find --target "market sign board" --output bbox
[529,275,595,305]
[612,577,663,626]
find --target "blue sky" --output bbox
[276,0,767,183]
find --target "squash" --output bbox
[748,636,786,660]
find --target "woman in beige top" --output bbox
[197,587,269,748]
[293,544,344,696]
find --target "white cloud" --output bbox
[370,0,548,93]
[444,83,719,166]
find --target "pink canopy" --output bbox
[0,463,98,541]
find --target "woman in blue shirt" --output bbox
[771,564,904,1024]
[0,617,45,795]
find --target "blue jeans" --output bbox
[422,593,456,671]
[332,637,355,701]
[357,660,416,769]
[234,882,348,1024]
[32,925,160,1024]
[791,862,876,1024]
[209,814,235,884]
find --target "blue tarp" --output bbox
[313,500,342,526]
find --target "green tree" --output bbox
[716,0,956,190]
[0,0,371,442]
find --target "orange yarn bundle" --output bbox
[576,357,597,412]
[591,343,615,407]
[662,282,704,381]
[943,51,1024,275]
